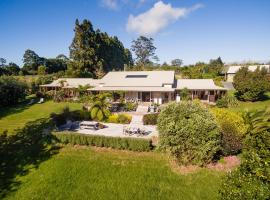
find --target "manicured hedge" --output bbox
[143,113,159,125]
[53,132,153,152]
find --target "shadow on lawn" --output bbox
[0,101,32,120]
[0,118,60,199]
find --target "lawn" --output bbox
[229,92,270,113]
[0,101,82,134]
[224,91,270,113]
[4,146,223,200]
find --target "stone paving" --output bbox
[76,114,158,139]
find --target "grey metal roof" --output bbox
[176,79,227,90]
[90,86,175,92]
[99,71,175,87]
[40,78,101,88]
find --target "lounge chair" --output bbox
[37,98,44,104]
[27,99,35,105]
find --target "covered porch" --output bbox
[89,86,175,104]
[125,91,175,104]
[176,89,227,103]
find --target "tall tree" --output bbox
[68,19,99,77]
[56,54,69,61]
[131,36,157,66]
[22,49,44,73]
[206,57,224,75]
[68,19,132,78]
[0,58,6,67]
[171,59,183,67]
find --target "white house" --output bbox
[40,71,227,104]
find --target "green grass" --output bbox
[0,101,82,134]
[229,92,270,113]
[4,146,223,200]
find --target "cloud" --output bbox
[101,0,118,10]
[126,1,203,36]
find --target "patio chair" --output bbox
[27,99,35,105]
[37,98,44,104]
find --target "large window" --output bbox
[125,75,148,78]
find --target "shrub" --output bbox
[233,67,270,101]
[117,114,132,124]
[0,76,27,106]
[211,108,247,155]
[219,131,270,200]
[53,90,65,102]
[124,102,138,111]
[53,132,153,152]
[219,110,270,200]
[180,87,190,101]
[143,113,159,125]
[216,94,239,108]
[107,114,131,124]
[158,101,220,166]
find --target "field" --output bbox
[4,146,223,200]
[0,101,82,134]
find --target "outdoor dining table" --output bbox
[123,126,146,136]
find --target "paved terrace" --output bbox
[76,113,158,139]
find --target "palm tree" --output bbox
[77,84,91,97]
[243,109,270,134]
[90,93,112,121]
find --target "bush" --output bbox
[216,94,239,108]
[219,131,270,200]
[53,132,153,152]
[0,76,27,106]
[107,114,131,124]
[233,67,270,101]
[124,102,138,111]
[211,108,247,155]
[158,101,220,166]
[219,110,270,200]
[143,113,159,125]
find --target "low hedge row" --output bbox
[53,132,153,152]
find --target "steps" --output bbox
[130,115,143,125]
[136,105,149,114]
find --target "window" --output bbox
[125,75,148,78]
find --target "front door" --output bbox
[142,92,151,102]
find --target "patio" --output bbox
[75,122,158,139]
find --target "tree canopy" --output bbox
[131,36,157,66]
[233,67,270,101]
[68,19,132,78]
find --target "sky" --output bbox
[0,0,270,66]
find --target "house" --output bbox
[40,71,227,104]
[40,78,100,96]
[225,65,270,82]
